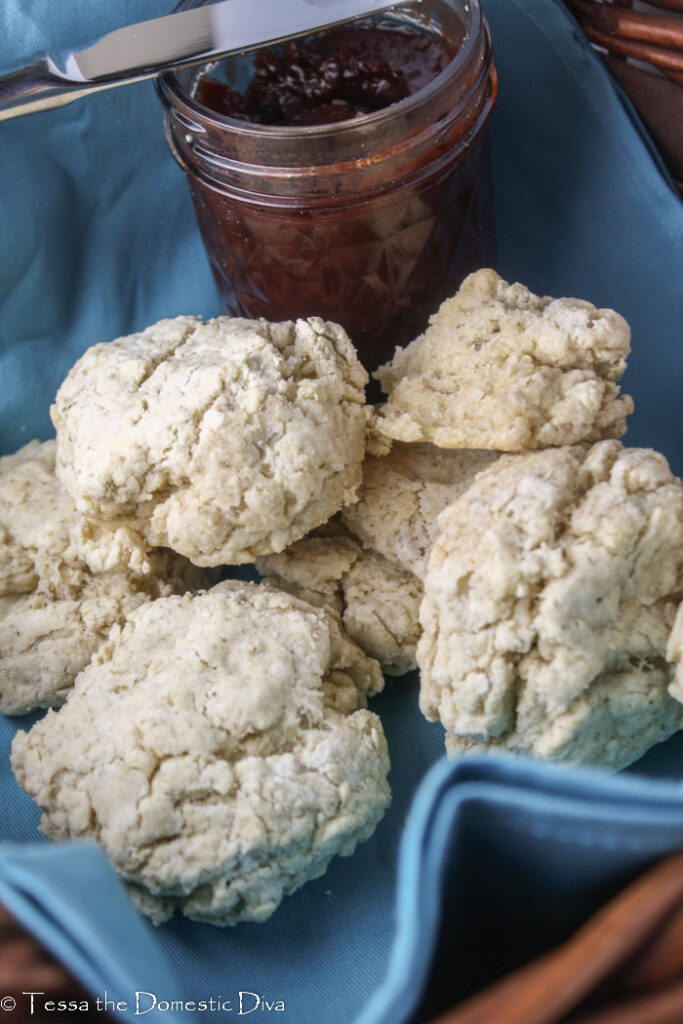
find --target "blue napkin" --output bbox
[0,845,184,1022]
[0,1,682,1023]
[359,756,683,1024]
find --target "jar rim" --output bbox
[157,0,484,139]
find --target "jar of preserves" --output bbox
[157,0,497,372]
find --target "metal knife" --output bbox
[0,0,414,122]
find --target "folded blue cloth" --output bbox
[359,755,683,1024]
[0,1,682,1023]
[0,845,184,1020]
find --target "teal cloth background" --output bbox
[0,1,682,1022]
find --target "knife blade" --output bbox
[0,0,415,122]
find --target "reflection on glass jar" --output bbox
[157,0,497,373]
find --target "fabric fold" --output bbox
[357,757,683,1024]
[0,844,185,1022]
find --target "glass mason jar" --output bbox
[157,0,497,373]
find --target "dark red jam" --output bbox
[189,140,495,374]
[161,10,497,375]
[195,26,454,126]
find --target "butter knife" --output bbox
[0,0,413,122]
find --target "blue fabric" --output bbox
[358,757,683,1024]
[0,845,184,1022]
[0,1,682,1023]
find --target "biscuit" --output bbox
[444,667,681,768]
[0,440,79,595]
[667,603,683,700]
[418,442,683,770]
[341,443,498,579]
[11,581,390,926]
[51,315,369,568]
[257,521,422,676]
[1,573,159,716]
[374,269,633,450]
[0,440,210,715]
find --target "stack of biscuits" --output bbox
[4,316,390,926]
[264,269,683,770]
[4,270,683,926]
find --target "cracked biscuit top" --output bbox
[11,580,389,926]
[342,443,498,580]
[257,520,422,676]
[374,269,633,450]
[418,442,683,770]
[51,315,369,567]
